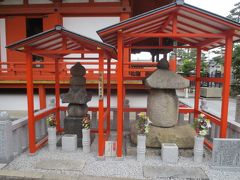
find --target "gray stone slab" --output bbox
[212,138,240,167]
[36,159,85,171]
[0,120,14,163]
[0,170,43,179]
[143,166,208,179]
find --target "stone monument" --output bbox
[212,138,240,167]
[61,62,92,147]
[131,59,196,148]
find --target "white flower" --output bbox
[199,114,205,118]
[199,130,207,136]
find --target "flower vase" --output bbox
[47,127,56,152]
[137,134,146,161]
[194,136,204,163]
[82,128,90,153]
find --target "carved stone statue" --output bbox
[61,62,92,147]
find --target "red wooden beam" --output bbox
[0,6,130,15]
[194,48,201,118]
[98,51,105,157]
[220,35,233,138]
[26,51,36,154]
[38,85,46,109]
[99,6,177,35]
[117,31,123,158]
[158,13,174,32]
[130,45,197,49]
[181,6,240,30]
[124,33,225,38]
[55,58,61,132]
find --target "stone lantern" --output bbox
[131,59,196,149]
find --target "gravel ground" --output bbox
[2,134,240,180]
[3,144,240,180]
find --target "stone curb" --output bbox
[0,170,140,180]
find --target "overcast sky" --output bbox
[185,0,239,16]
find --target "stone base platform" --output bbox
[126,134,193,157]
[130,122,196,149]
[57,116,95,147]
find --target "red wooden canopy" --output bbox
[7,25,115,156]
[98,1,240,50]
[97,0,240,157]
[7,25,117,59]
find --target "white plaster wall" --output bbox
[0,0,23,5]
[0,93,147,111]
[63,0,89,3]
[0,18,7,62]
[95,0,120,2]
[63,17,120,41]
[28,0,52,4]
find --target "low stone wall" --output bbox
[200,87,222,98]
[0,107,65,164]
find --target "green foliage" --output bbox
[227,2,240,22]
[177,48,208,75]
[211,47,225,66]
[231,44,240,96]
[181,59,195,75]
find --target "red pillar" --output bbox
[107,58,111,136]
[117,31,123,157]
[39,85,46,109]
[220,35,233,138]
[194,48,201,118]
[169,54,177,72]
[98,51,105,156]
[26,52,36,154]
[55,58,61,132]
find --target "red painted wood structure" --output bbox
[7,25,117,156]
[5,1,240,158]
[98,1,240,157]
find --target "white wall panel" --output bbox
[63,17,120,41]
[0,19,7,62]
[63,0,89,3]
[95,0,120,2]
[28,0,52,4]
[0,0,23,5]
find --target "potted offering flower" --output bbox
[193,113,211,162]
[82,114,91,153]
[136,112,152,161]
[47,114,56,152]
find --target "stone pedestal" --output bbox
[62,134,77,152]
[64,117,83,147]
[130,121,195,148]
[161,143,179,163]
